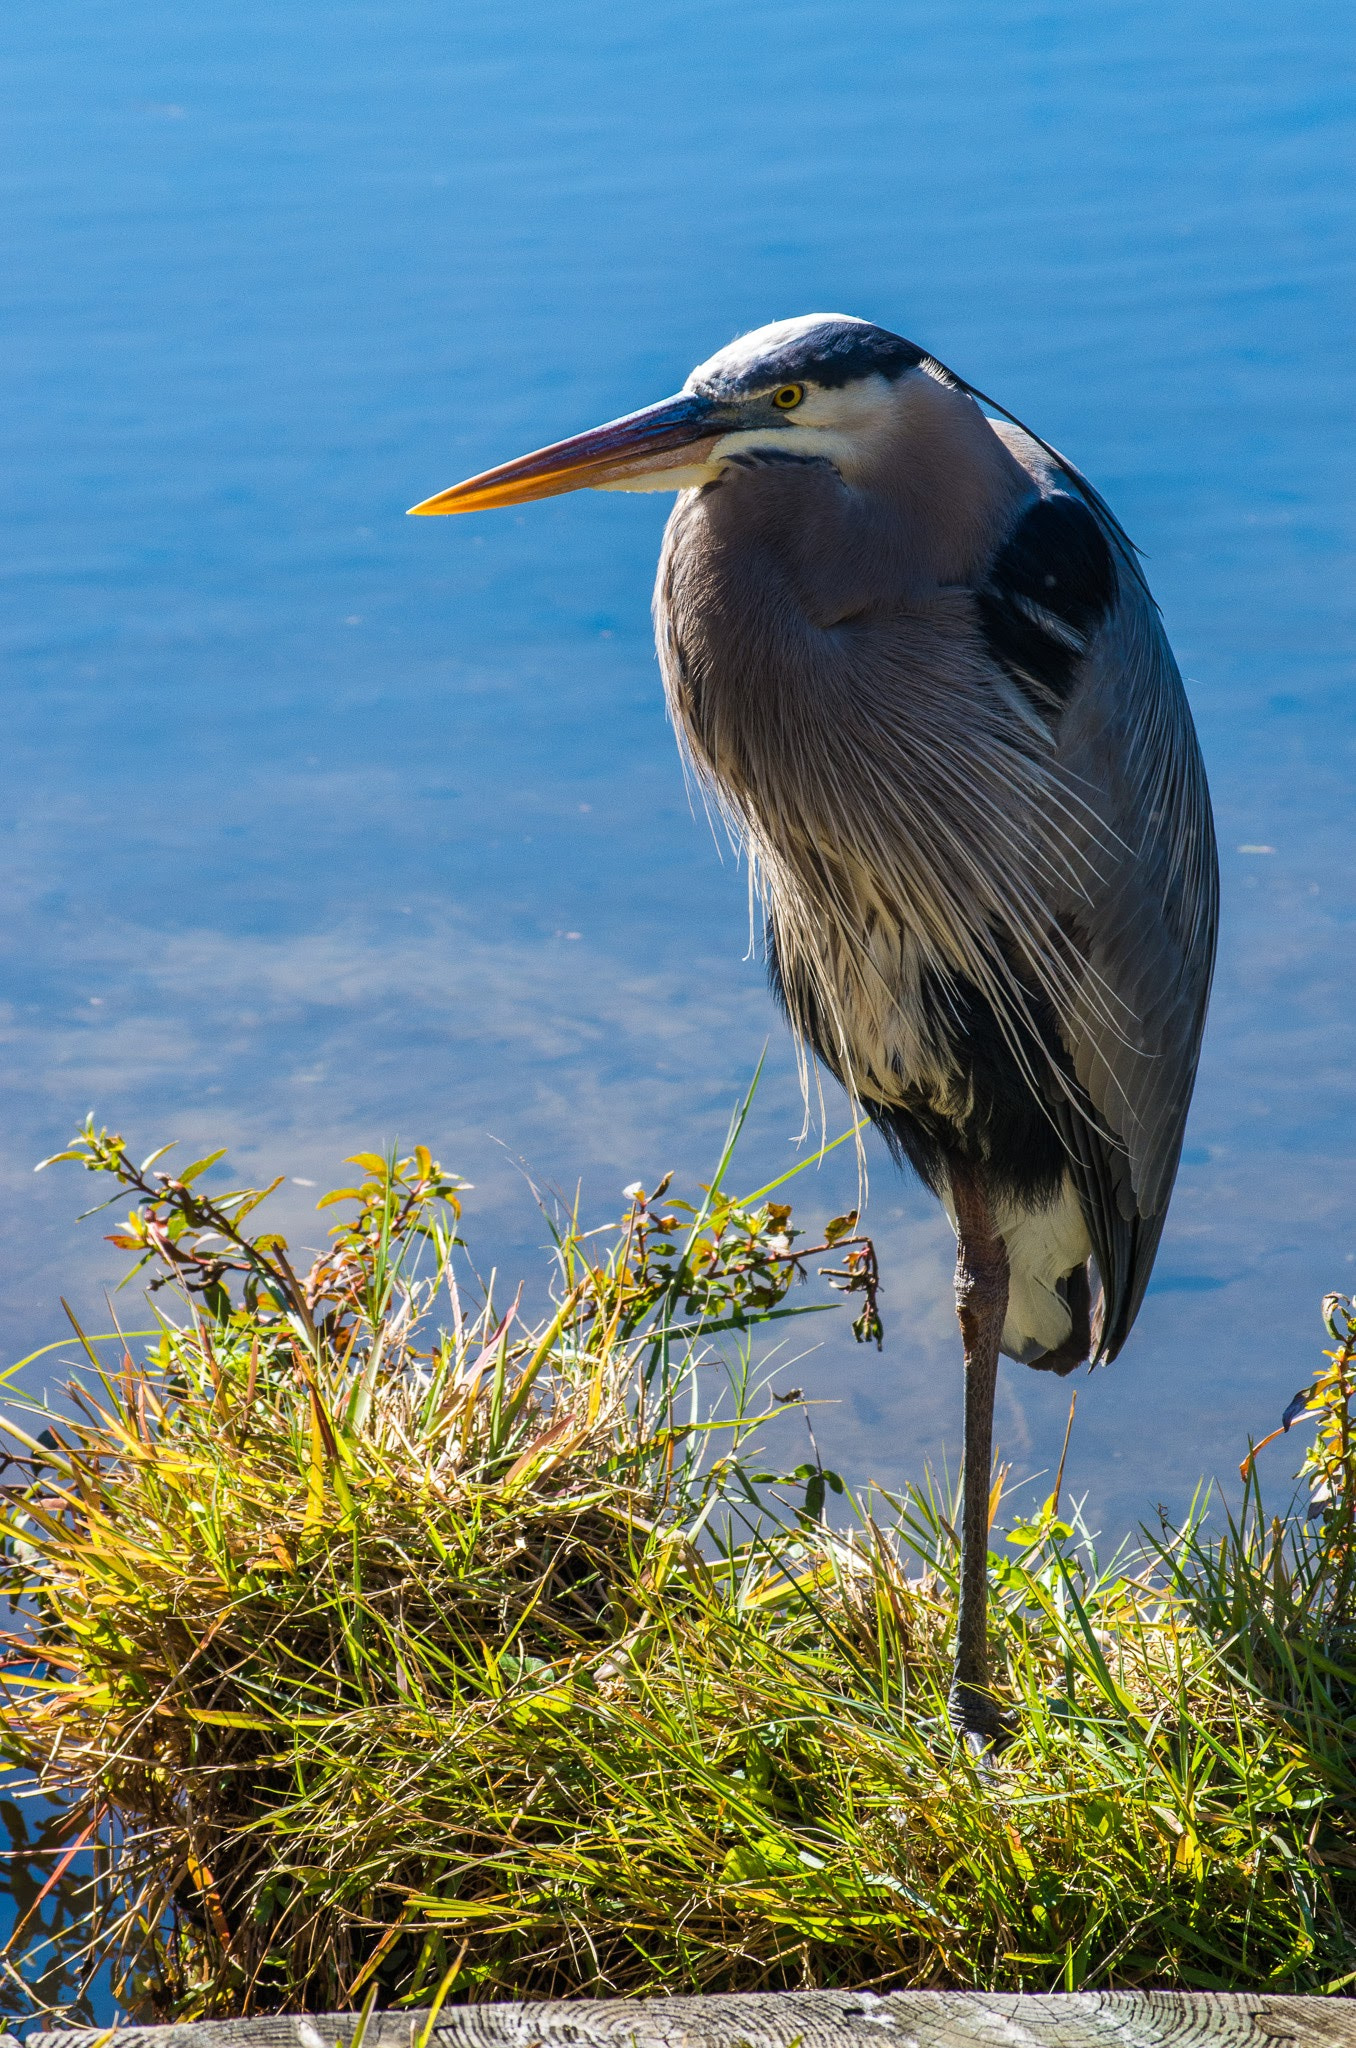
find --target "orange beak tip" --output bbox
[405,395,728,522]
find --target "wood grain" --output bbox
[22,1990,1356,2048]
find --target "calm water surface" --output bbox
[1,0,1354,1558]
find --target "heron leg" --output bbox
[947,1160,1011,1751]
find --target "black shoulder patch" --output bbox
[976,493,1117,718]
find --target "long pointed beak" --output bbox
[407,392,735,516]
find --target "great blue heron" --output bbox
[410,315,1218,1745]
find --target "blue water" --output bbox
[1,0,1354,1563]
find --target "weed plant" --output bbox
[0,1107,1353,2019]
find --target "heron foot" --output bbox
[948,1678,1015,1754]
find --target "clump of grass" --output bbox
[0,1111,1354,2021]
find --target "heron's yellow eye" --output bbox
[771,384,804,410]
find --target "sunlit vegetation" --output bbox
[1,1106,1353,2020]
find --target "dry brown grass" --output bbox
[1,1108,1353,2020]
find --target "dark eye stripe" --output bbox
[696,320,927,397]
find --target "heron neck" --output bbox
[838,371,1034,587]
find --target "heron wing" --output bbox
[978,457,1218,1360]
[1056,584,1217,1357]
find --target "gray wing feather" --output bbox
[1050,542,1218,1359]
[983,416,1217,1359]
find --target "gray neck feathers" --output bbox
[652,384,1116,1113]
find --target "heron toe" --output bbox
[948,1679,1016,1754]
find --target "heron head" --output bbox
[407,316,931,516]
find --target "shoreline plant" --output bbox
[0,1110,1354,2019]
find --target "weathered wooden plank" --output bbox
[24,1990,1356,2048]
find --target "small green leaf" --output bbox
[178,1149,228,1187]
